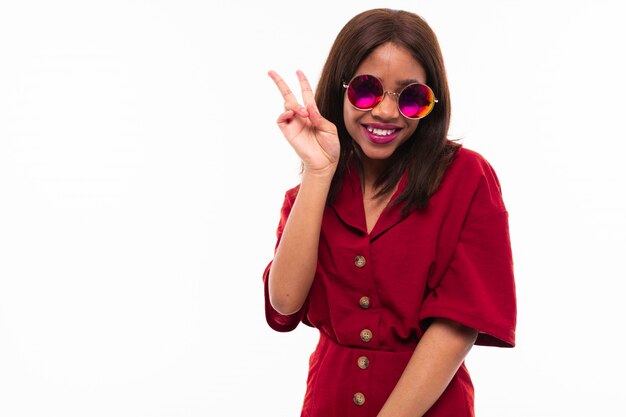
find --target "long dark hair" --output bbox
[316,8,460,212]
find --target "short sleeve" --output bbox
[420,158,517,347]
[262,186,308,332]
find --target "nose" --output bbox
[371,91,400,120]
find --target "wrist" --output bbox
[302,164,337,181]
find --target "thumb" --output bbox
[306,103,335,132]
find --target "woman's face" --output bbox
[343,42,427,164]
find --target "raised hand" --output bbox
[268,70,340,176]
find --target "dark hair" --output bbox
[316,8,460,212]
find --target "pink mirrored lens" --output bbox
[398,84,435,119]
[347,75,383,109]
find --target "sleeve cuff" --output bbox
[420,305,515,347]
[263,262,303,333]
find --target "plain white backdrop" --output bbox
[1,1,625,416]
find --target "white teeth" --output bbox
[366,126,396,136]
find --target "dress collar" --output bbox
[330,164,411,240]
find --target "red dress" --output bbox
[263,146,517,417]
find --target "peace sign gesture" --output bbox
[268,70,340,176]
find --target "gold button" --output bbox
[353,392,366,406]
[354,255,366,268]
[357,356,370,369]
[359,296,370,309]
[360,329,373,343]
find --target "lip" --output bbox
[361,124,402,145]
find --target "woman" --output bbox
[263,8,516,417]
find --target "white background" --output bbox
[1,1,624,416]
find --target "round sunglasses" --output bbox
[342,74,438,119]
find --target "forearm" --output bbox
[268,169,334,315]
[377,319,478,417]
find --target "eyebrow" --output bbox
[396,78,422,86]
[374,76,425,87]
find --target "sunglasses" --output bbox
[343,74,438,119]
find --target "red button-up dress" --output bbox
[263,146,516,417]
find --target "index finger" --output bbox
[296,70,317,108]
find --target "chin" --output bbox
[363,149,396,161]
[353,143,396,162]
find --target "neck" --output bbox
[361,156,391,196]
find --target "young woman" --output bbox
[263,8,516,417]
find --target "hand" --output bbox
[268,70,340,176]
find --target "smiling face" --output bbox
[343,42,427,166]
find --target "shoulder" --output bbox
[450,146,501,182]
[276,184,301,220]
[283,184,301,206]
[446,145,502,188]
[440,145,507,217]
[273,184,302,235]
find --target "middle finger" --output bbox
[268,70,299,107]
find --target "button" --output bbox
[360,329,373,343]
[353,392,366,406]
[357,356,370,369]
[359,296,370,309]
[354,255,366,268]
